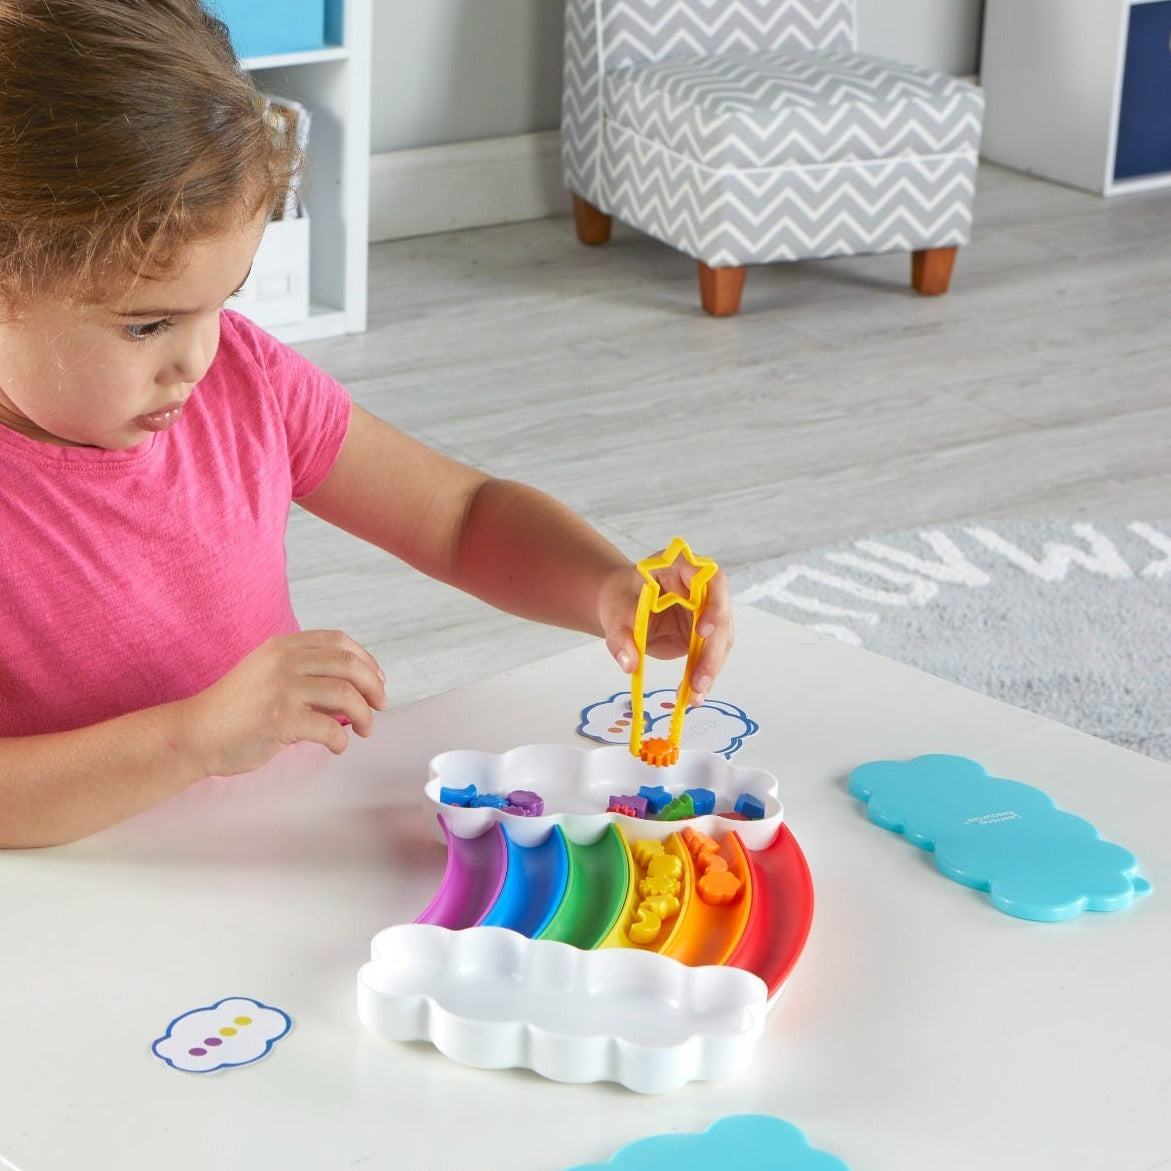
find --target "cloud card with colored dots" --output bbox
[565,1114,850,1171]
[152,996,292,1074]
[849,754,1152,922]
[578,689,758,758]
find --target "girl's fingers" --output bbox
[298,630,386,686]
[690,573,734,701]
[602,560,732,700]
[303,676,378,738]
[605,628,639,674]
[299,710,352,755]
[298,643,387,711]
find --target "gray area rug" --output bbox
[731,520,1171,762]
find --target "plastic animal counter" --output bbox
[358,745,814,1093]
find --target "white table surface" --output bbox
[2,606,1169,1171]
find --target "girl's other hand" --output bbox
[598,555,734,706]
[181,630,387,777]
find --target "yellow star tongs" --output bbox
[628,537,719,767]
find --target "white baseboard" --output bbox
[369,130,568,242]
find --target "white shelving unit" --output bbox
[981,0,1171,196]
[240,0,371,341]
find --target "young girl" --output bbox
[0,0,732,848]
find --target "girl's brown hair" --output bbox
[0,0,298,302]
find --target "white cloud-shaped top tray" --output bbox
[426,744,782,850]
[357,924,768,1094]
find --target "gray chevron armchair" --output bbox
[562,0,984,315]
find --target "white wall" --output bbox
[371,0,565,153]
[371,0,983,153]
[856,0,983,77]
[368,0,984,237]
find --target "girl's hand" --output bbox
[180,630,387,777]
[598,555,734,705]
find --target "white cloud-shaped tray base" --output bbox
[426,744,782,850]
[357,924,769,1094]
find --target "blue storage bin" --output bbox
[207,0,326,60]
[1115,0,1171,181]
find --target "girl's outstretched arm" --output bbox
[0,630,386,848]
[298,406,734,702]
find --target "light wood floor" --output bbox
[291,162,1171,704]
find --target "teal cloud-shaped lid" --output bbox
[566,1114,849,1171]
[849,754,1151,921]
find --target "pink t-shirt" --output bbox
[0,310,351,736]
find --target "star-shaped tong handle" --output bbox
[628,537,719,767]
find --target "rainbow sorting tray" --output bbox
[415,816,812,997]
[355,744,815,1091]
[359,745,814,1091]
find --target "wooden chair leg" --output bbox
[698,262,747,317]
[911,246,958,296]
[571,195,612,245]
